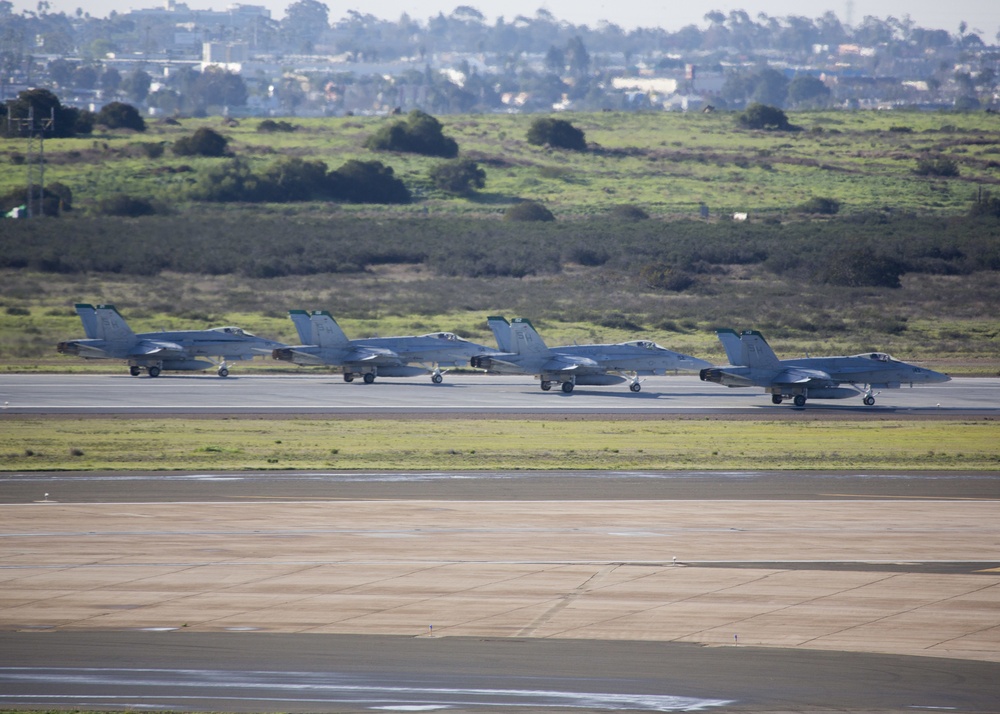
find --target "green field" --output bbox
[1,417,998,472]
[3,110,999,217]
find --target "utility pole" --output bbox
[6,103,55,218]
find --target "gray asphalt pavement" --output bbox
[2,631,999,713]
[0,373,989,416]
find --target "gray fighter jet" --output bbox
[471,316,713,393]
[272,310,499,384]
[56,303,286,377]
[699,328,950,406]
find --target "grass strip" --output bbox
[1,418,998,472]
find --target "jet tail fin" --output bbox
[740,330,781,369]
[509,318,548,356]
[93,304,136,343]
[289,310,313,345]
[487,315,512,352]
[716,328,748,366]
[309,311,350,349]
[75,303,98,339]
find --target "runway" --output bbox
[0,373,989,416]
[1,470,998,713]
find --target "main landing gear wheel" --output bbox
[147,366,161,378]
[363,372,376,384]
[863,395,876,406]
[629,382,641,393]
[793,394,806,407]
[217,367,229,378]
[771,395,783,405]
[561,381,575,393]
[540,381,552,391]
[129,366,141,377]
[432,373,443,384]
[343,374,354,382]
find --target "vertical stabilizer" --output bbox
[93,305,136,343]
[740,330,781,369]
[716,328,748,366]
[289,310,313,345]
[309,311,351,349]
[509,318,548,356]
[487,315,512,353]
[75,304,99,339]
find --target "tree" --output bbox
[328,160,410,204]
[738,103,793,131]
[281,0,329,50]
[915,157,959,177]
[173,127,229,157]
[429,159,485,195]
[787,75,831,107]
[1,88,88,138]
[192,67,249,110]
[96,101,145,131]
[526,117,586,151]
[564,35,590,76]
[121,69,151,104]
[750,68,789,107]
[365,109,458,158]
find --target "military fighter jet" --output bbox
[57,304,286,377]
[699,328,950,406]
[272,310,499,384]
[471,316,713,393]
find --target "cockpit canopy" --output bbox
[623,340,664,351]
[853,352,895,363]
[212,326,254,337]
[424,332,462,341]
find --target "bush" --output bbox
[96,193,156,218]
[429,159,486,195]
[639,263,696,292]
[818,246,904,288]
[608,204,649,221]
[257,119,296,133]
[95,101,146,132]
[173,127,229,157]
[738,103,793,131]
[96,194,157,217]
[365,110,458,158]
[503,201,555,222]
[796,196,841,215]
[526,117,586,151]
[329,160,411,204]
[970,193,1000,218]
[915,156,959,177]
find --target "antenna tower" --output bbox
[6,103,55,218]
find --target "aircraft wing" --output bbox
[131,339,187,359]
[541,354,602,374]
[770,367,836,387]
[346,346,402,365]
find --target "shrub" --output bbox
[329,160,411,204]
[738,103,793,131]
[818,246,904,288]
[429,159,486,195]
[639,263,696,292]
[970,193,1000,218]
[526,117,586,151]
[796,196,841,215]
[608,204,649,221]
[96,194,157,217]
[257,119,296,133]
[173,127,229,157]
[503,201,555,222]
[134,142,164,159]
[364,110,458,158]
[915,156,959,177]
[95,101,146,132]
